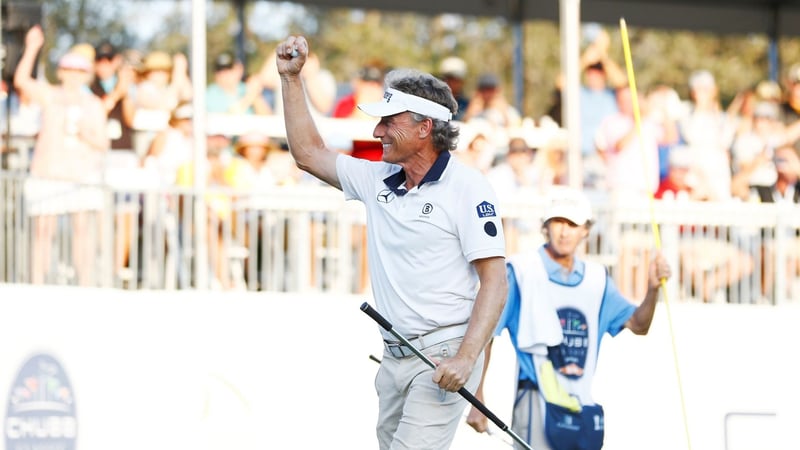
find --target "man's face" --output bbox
[584,67,606,90]
[506,146,533,171]
[214,64,243,88]
[544,218,588,258]
[775,148,800,180]
[444,76,464,95]
[94,55,119,80]
[373,112,423,165]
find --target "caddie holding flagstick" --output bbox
[275,35,509,449]
[467,186,672,450]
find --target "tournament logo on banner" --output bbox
[5,353,77,450]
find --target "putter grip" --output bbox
[360,302,393,331]
[458,387,509,431]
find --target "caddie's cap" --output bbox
[543,187,593,226]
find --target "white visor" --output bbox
[358,88,452,122]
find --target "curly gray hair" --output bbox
[384,68,460,153]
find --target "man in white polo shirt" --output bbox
[276,36,508,449]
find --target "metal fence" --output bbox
[2,170,798,304]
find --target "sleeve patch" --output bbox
[476,201,497,218]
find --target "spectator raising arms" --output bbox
[206,51,272,116]
[14,25,110,286]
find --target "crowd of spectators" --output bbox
[1,23,799,299]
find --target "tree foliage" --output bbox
[24,0,800,119]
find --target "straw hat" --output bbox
[70,43,96,63]
[170,103,193,122]
[235,132,276,155]
[142,51,173,72]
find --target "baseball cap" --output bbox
[689,70,716,90]
[543,187,593,226]
[235,132,275,153]
[95,42,116,60]
[357,88,452,122]
[586,61,605,72]
[507,137,531,153]
[142,51,173,72]
[214,52,236,71]
[477,73,500,90]
[439,56,467,79]
[358,65,383,82]
[171,103,193,121]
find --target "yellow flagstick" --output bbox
[619,18,693,450]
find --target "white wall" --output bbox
[0,284,796,450]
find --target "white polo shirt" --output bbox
[337,151,506,338]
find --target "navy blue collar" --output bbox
[383,151,451,196]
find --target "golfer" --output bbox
[467,186,671,450]
[276,36,508,449]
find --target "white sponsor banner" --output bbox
[0,284,796,450]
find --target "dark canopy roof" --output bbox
[285,0,800,36]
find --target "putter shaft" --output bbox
[360,302,533,450]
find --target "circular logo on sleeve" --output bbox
[484,221,498,237]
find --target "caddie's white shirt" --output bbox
[337,151,506,338]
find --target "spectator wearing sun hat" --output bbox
[14,27,109,183]
[142,101,194,187]
[224,132,281,191]
[14,25,110,286]
[132,49,193,159]
[68,42,96,73]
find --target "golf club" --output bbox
[368,353,514,447]
[360,301,533,450]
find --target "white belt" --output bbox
[384,323,469,358]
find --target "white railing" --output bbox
[2,170,798,304]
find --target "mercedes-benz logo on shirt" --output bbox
[377,189,396,203]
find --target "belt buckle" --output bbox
[385,342,408,358]
[390,345,404,358]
